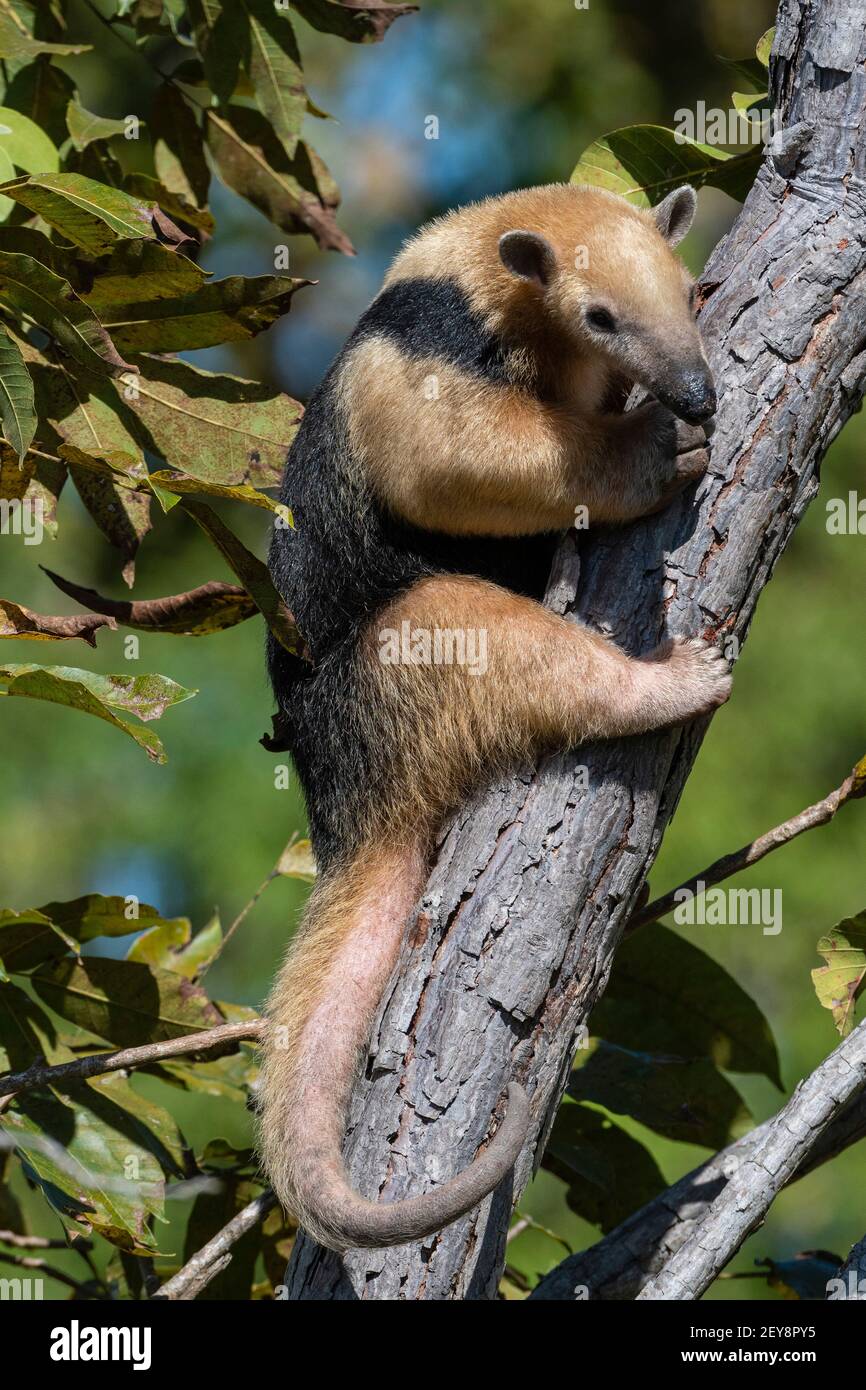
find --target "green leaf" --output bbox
[180,496,305,657]
[591,923,782,1087]
[206,104,354,253]
[100,273,309,353]
[290,0,418,43]
[0,321,35,459]
[0,664,194,762]
[154,1044,258,1103]
[129,912,221,978]
[0,895,187,974]
[0,13,91,61]
[756,26,774,70]
[0,104,58,172]
[543,1099,666,1233]
[122,171,216,237]
[0,251,133,376]
[5,1086,164,1253]
[241,0,306,159]
[148,469,287,514]
[0,979,70,1068]
[30,955,226,1047]
[571,124,762,207]
[0,173,159,254]
[41,568,258,636]
[3,59,76,147]
[186,0,245,103]
[65,99,130,152]
[568,1040,752,1150]
[812,913,866,1037]
[80,239,209,312]
[119,354,301,486]
[150,83,210,210]
[276,837,317,882]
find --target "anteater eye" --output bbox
[586,306,617,333]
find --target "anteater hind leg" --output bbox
[361,573,731,836]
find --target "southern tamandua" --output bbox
[263,182,730,1251]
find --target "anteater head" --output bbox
[498,184,716,425]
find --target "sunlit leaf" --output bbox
[0,173,159,254]
[100,274,309,353]
[0,104,58,172]
[206,104,353,253]
[120,354,301,486]
[0,252,133,377]
[571,124,761,207]
[812,913,866,1037]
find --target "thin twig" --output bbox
[0,1249,96,1295]
[152,1190,278,1300]
[0,1229,92,1251]
[0,1019,263,1100]
[629,758,866,933]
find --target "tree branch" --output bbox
[833,1235,866,1299]
[287,0,866,1299]
[629,757,866,933]
[530,1065,866,1299]
[152,1190,277,1301]
[0,1020,262,1101]
[636,1017,866,1300]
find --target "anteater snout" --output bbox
[676,369,717,425]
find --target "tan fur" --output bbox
[339,338,694,535]
[384,183,696,386]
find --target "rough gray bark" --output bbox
[286,0,866,1300]
[531,1057,866,1299]
[636,1018,866,1299]
[833,1235,866,1299]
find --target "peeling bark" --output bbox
[286,0,866,1300]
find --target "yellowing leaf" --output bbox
[812,914,866,1036]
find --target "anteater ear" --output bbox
[498,230,556,286]
[652,185,697,247]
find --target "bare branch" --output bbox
[636,1019,866,1300]
[630,758,866,933]
[152,1190,278,1301]
[0,1020,262,1101]
[0,1229,92,1251]
[531,1076,866,1300]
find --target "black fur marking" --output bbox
[347,277,513,383]
[268,282,557,868]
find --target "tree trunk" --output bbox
[286,0,866,1300]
